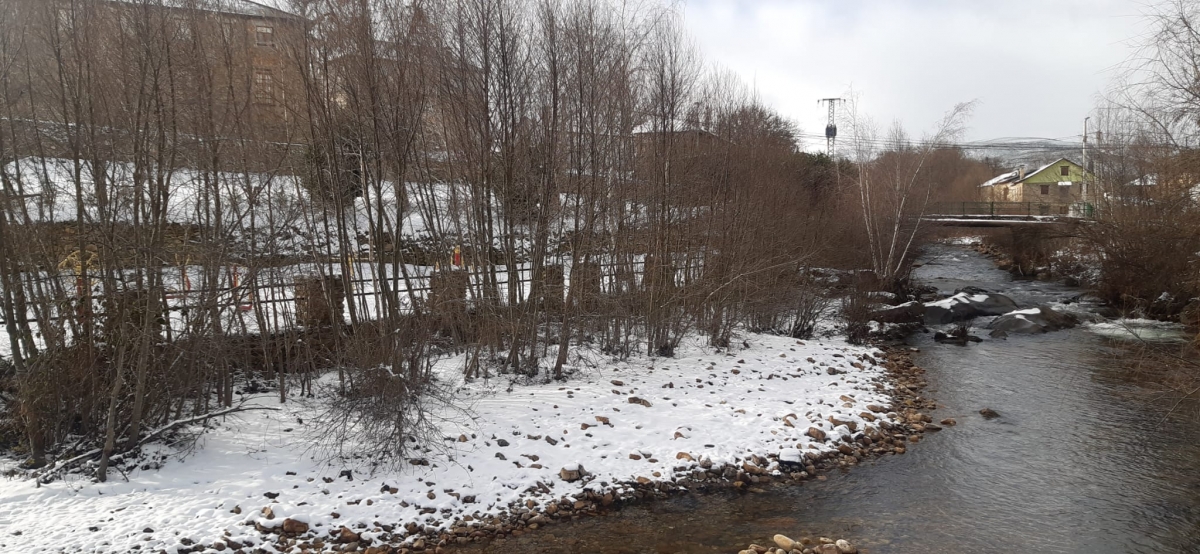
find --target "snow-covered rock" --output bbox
[987,306,1079,334]
[925,289,1019,324]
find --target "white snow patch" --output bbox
[0,333,890,553]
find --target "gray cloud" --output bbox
[684,0,1145,148]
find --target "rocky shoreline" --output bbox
[737,534,859,554]
[133,342,926,551]
[216,344,937,554]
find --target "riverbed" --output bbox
[454,244,1200,553]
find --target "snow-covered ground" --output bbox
[0,332,890,554]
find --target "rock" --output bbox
[748,544,769,554]
[281,518,308,535]
[869,301,925,324]
[496,439,509,447]
[979,408,1000,419]
[1181,298,1200,326]
[940,418,956,426]
[806,427,827,441]
[261,506,275,520]
[814,544,840,554]
[925,292,1018,324]
[933,330,983,344]
[559,464,584,482]
[988,329,1008,339]
[987,306,1078,334]
[628,397,652,408]
[835,539,857,554]
[774,534,799,550]
[866,404,886,413]
[611,380,625,386]
[675,452,694,461]
[337,526,360,544]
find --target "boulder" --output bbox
[986,306,1079,334]
[933,330,982,344]
[924,292,1018,324]
[1180,298,1200,326]
[869,301,925,324]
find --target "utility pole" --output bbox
[1082,116,1090,204]
[818,98,842,157]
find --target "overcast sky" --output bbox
[682,0,1147,149]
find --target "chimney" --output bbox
[1018,164,1026,181]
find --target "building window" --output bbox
[254,70,275,105]
[1040,184,1050,195]
[256,25,275,47]
[1060,165,1070,176]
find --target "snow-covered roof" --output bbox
[979,169,1019,187]
[978,157,1080,188]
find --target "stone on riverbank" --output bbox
[925,289,1019,324]
[987,306,1078,334]
[869,301,925,324]
[773,534,799,550]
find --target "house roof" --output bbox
[978,157,1081,187]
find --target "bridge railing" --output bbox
[928,201,1094,218]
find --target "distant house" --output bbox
[978,158,1089,215]
[8,0,306,150]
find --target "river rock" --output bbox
[986,306,1078,334]
[559,464,585,482]
[835,539,857,554]
[280,518,308,535]
[1180,299,1200,326]
[979,408,1000,419]
[933,330,982,344]
[773,534,799,550]
[924,291,1019,324]
[869,301,925,324]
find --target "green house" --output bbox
[979,158,1089,214]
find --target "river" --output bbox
[455,244,1200,553]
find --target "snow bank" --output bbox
[0,333,890,553]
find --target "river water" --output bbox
[457,244,1200,553]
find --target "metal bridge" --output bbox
[923,202,1092,227]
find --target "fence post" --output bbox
[294,275,345,328]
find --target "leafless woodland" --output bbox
[0,0,972,477]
